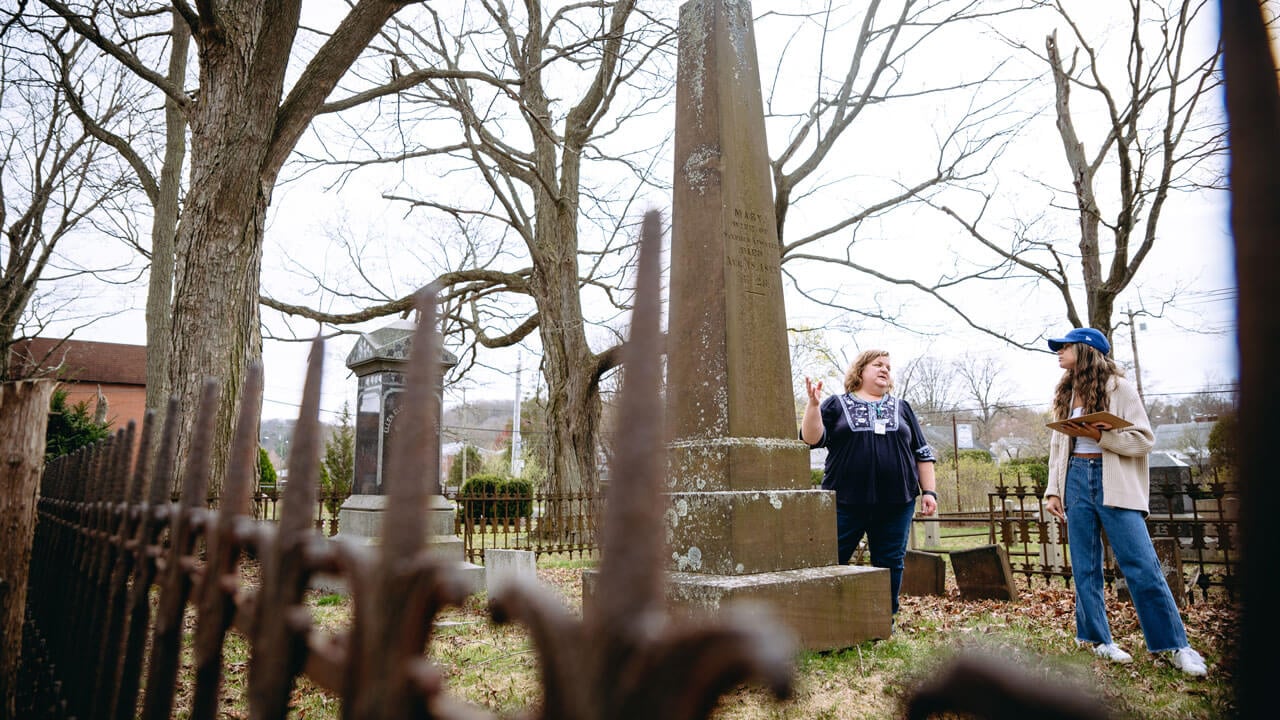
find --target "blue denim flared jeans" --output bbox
[836,500,916,614]
[1065,456,1188,652]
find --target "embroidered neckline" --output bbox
[836,393,900,432]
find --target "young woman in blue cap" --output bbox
[1043,327,1207,676]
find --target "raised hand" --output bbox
[804,377,824,407]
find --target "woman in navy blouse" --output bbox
[801,349,938,615]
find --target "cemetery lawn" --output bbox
[211,557,1236,718]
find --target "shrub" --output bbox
[457,474,533,522]
[959,449,993,464]
[321,403,355,515]
[1004,455,1049,488]
[1208,414,1236,471]
[810,468,824,485]
[45,388,111,460]
[933,456,1005,512]
[448,445,484,488]
[258,447,278,495]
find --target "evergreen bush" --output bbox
[44,388,111,460]
[258,447,278,495]
[457,474,533,522]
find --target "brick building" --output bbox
[9,338,148,433]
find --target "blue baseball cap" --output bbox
[1047,327,1110,355]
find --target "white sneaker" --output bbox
[1077,639,1133,664]
[1166,646,1207,676]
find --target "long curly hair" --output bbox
[1052,342,1124,420]
[844,349,893,394]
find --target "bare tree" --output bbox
[895,0,1223,348]
[761,0,1035,330]
[22,4,191,424]
[37,0,427,495]
[897,354,962,416]
[0,19,138,379]
[264,1,678,495]
[952,352,1012,442]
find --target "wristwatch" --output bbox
[921,490,938,499]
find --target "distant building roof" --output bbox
[10,338,146,385]
[1153,422,1213,453]
[922,425,990,454]
[1149,451,1190,468]
[990,435,1042,462]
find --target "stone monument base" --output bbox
[316,493,484,594]
[583,564,891,651]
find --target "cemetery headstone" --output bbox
[327,319,483,591]
[485,549,538,597]
[589,0,892,649]
[1149,455,1193,515]
[951,545,1018,601]
[902,550,947,597]
[1116,536,1185,608]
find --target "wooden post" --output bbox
[0,379,55,719]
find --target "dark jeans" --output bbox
[1065,456,1188,651]
[836,500,916,614]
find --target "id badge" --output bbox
[874,419,888,435]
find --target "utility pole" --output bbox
[951,414,962,512]
[461,387,468,484]
[1126,306,1145,405]
[511,353,523,478]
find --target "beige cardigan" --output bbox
[1046,376,1155,514]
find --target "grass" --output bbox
[172,556,1235,719]
[711,585,1236,719]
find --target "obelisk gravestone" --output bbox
[663,0,890,648]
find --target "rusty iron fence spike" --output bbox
[247,340,325,720]
[488,582,589,717]
[90,424,140,720]
[110,426,131,502]
[149,398,181,506]
[222,363,263,518]
[180,379,222,507]
[279,339,323,540]
[141,382,219,720]
[103,427,124,502]
[71,437,114,717]
[191,364,264,720]
[619,616,794,720]
[382,289,441,560]
[127,413,154,506]
[348,289,453,720]
[597,208,667,629]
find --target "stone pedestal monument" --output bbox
[661,0,890,648]
[335,320,483,590]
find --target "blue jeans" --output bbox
[1065,456,1188,652]
[836,500,915,614]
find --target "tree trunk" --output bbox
[519,24,607,500]
[144,10,190,436]
[530,207,602,498]
[168,7,289,499]
[0,379,55,719]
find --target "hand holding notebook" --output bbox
[1045,411,1132,433]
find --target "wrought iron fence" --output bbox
[447,488,602,563]
[984,471,1239,603]
[169,488,348,536]
[176,482,600,562]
